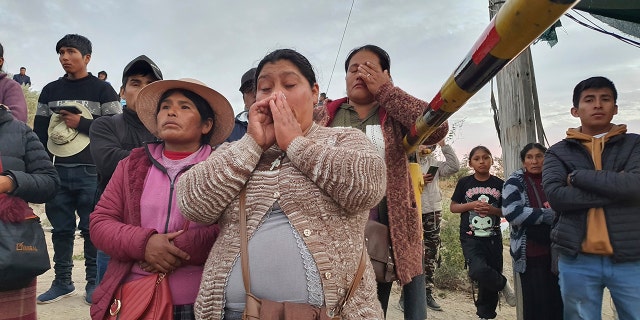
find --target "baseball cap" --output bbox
[121,55,163,87]
[239,67,257,93]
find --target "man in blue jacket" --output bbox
[12,67,31,86]
[542,76,640,320]
[226,67,256,142]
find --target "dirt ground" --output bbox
[32,205,616,320]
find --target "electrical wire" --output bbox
[325,0,355,93]
[565,10,640,49]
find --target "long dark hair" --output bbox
[469,145,492,159]
[519,143,547,162]
[255,49,317,89]
[344,45,391,74]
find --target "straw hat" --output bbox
[136,78,234,146]
[47,102,93,157]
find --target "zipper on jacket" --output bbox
[164,177,175,233]
[144,143,199,234]
[162,166,195,234]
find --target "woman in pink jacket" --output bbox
[89,78,235,320]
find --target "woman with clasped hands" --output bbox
[89,78,234,319]
[177,49,386,320]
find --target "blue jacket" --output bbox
[12,74,31,86]
[226,112,248,142]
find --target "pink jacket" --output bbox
[89,143,219,320]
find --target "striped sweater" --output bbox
[502,168,556,273]
[177,123,386,319]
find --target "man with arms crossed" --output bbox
[543,76,640,319]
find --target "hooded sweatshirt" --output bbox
[565,124,626,255]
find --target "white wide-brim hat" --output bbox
[47,102,93,157]
[136,78,234,146]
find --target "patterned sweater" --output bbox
[315,83,430,284]
[502,168,555,273]
[177,123,386,319]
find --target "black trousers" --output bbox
[461,236,505,319]
[520,254,564,320]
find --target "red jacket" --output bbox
[89,145,219,319]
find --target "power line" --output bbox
[326,0,355,93]
[565,10,640,49]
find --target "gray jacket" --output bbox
[416,144,459,213]
[0,107,59,204]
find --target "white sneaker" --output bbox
[500,280,516,307]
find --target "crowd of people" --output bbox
[1,33,639,320]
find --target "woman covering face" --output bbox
[177,49,387,319]
[89,78,234,320]
[314,44,451,318]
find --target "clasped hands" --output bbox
[139,230,190,274]
[247,91,304,152]
[471,200,494,217]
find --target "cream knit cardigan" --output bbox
[178,123,386,319]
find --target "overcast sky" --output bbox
[2,1,639,159]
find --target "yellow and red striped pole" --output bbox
[403,0,579,153]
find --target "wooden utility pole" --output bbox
[489,0,545,178]
[489,2,546,320]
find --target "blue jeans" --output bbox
[558,253,640,320]
[95,250,110,284]
[46,165,98,288]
